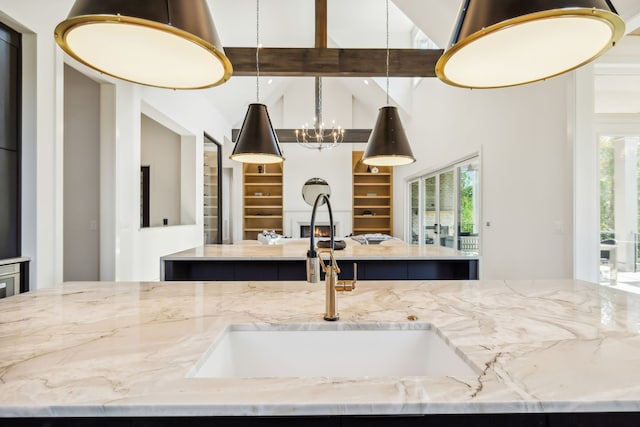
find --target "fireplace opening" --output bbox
[300,225,335,238]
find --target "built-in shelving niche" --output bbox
[242,163,284,241]
[352,151,393,236]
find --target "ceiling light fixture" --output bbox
[55,0,233,89]
[361,0,415,167]
[296,77,345,152]
[436,0,625,89]
[229,0,284,164]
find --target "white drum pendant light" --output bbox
[55,0,233,89]
[436,0,625,89]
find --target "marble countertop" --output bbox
[1,279,640,417]
[161,239,479,261]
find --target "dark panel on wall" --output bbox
[0,22,20,151]
[0,149,19,259]
[0,22,21,260]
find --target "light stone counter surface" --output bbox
[1,279,640,417]
[161,239,478,261]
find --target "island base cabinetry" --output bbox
[162,258,479,281]
[2,413,639,427]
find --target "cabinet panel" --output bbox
[0,24,19,152]
[0,149,19,259]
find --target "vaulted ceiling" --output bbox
[203,0,640,128]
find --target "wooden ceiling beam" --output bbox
[232,128,372,143]
[316,0,327,49]
[224,47,443,77]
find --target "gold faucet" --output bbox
[317,249,356,321]
[305,193,356,321]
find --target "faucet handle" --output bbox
[336,263,357,292]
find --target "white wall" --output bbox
[396,77,574,280]
[63,65,100,281]
[107,85,231,281]
[282,144,353,238]
[141,114,181,227]
[0,0,233,286]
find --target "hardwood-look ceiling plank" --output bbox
[224,47,442,77]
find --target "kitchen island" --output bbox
[161,239,479,281]
[1,279,640,426]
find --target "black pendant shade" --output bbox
[436,0,625,88]
[230,103,285,164]
[55,0,233,89]
[362,106,415,167]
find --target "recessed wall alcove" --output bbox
[140,105,196,228]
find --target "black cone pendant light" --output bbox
[229,0,284,164]
[436,0,625,89]
[55,0,233,89]
[362,106,415,167]
[230,103,284,164]
[362,0,415,167]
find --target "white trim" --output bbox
[404,151,480,183]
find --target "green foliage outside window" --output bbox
[460,170,475,234]
[599,138,615,240]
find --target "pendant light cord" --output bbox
[385,0,390,106]
[317,77,323,129]
[165,0,172,25]
[256,0,260,103]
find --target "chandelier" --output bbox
[296,77,344,151]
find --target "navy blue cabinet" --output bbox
[162,258,479,281]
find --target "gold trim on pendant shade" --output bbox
[436,2,625,89]
[55,0,233,89]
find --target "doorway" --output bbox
[204,134,222,244]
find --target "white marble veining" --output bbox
[1,279,640,417]
[161,239,479,261]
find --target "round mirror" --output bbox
[302,178,331,206]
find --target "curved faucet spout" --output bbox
[305,193,356,321]
[308,193,335,256]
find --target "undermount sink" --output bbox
[190,323,477,378]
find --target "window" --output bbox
[407,157,480,254]
[598,135,640,287]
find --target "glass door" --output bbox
[438,170,455,248]
[409,180,420,244]
[424,176,437,245]
[409,155,480,255]
[422,172,455,248]
[458,160,480,252]
[598,135,640,285]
